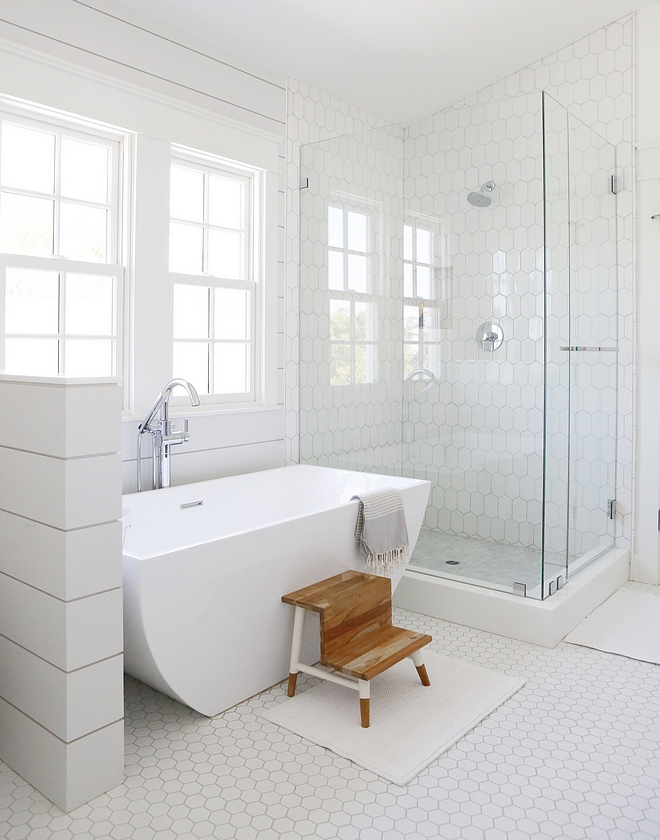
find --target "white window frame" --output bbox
[0,106,128,380]
[169,146,264,407]
[326,202,379,386]
[402,217,451,376]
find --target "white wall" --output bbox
[0,0,288,490]
[634,1,660,583]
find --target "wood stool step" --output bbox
[283,570,432,727]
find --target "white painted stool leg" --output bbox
[287,606,306,697]
[410,649,430,686]
[358,679,370,728]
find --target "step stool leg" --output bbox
[287,606,306,697]
[410,649,431,686]
[358,679,370,728]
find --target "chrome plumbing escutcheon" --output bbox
[476,320,504,351]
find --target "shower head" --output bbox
[467,181,496,207]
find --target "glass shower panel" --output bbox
[567,115,617,571]
[542,94,571,591]
[298,127,405,474]
[402,94,547,598]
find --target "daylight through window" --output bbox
[0,114,122,377]
[170,155,256,400]
[327,205,377,385]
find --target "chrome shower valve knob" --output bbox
[476,320,504,351]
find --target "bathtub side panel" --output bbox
[126,506,364,715]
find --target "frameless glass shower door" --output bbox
[566,111,618,573]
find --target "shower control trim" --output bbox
[476,320,504,351]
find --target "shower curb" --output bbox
[394,548,630,649]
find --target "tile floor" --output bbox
[2,585,660,840]
[409,529,566,596]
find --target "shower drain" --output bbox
[445,560,460,565]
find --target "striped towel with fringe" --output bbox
[351,489,410,575]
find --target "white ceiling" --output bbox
[116,0,656,122]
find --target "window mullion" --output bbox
[58,270,65,374]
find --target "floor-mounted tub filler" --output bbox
[122,465,430,716]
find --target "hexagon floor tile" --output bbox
[1,599,659,839]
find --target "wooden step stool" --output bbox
[282,570,432,728]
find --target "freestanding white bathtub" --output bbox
[122,464,430,716]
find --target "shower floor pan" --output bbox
[395,544,629,648]
[408,529,567,598]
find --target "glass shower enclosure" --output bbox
[298,92,618,600]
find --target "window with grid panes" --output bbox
[0,114,122,377]
[327,205,376,385]
[170,154,256,401]
[402,222,442,375]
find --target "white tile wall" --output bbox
[403,94,547,548]
[403,93,619,558]
[419,16,633,554]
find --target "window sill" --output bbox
[122,403,282,421]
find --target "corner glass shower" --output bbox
[298,92,618,600]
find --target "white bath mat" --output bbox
[565,588,660,664]
[260,650,524,785]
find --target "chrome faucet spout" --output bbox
[139,379,200,432]
[161,378,201,406]
[137,379,200,492]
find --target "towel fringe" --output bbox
[365,546,410,575]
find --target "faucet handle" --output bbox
[164,418,190,442]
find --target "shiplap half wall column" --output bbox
[0,373,123,811]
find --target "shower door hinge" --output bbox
[607,499,616,520]
[299,176,309,190]
[610,174,619,195]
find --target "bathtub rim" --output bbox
[122,464,431,562]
